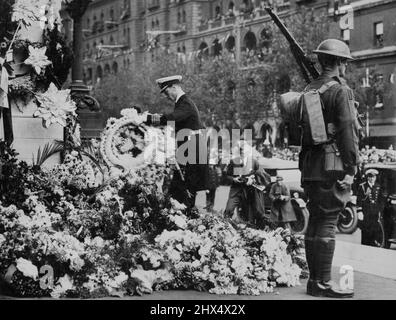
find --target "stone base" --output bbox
[0,99,63,168]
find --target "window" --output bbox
[87,18,90,28]
[156,19,159,28]
[374,22,384,47]
[341,28,350,45]
[178,12,181,24]
[110,8,114,21]
[152,20,155,29]
[182,10,186,23]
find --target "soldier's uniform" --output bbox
[301,71,360,293]
[296,39,360,298]
[357,174,384,246]
[145,76,209,208]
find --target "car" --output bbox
[257,156,309,234]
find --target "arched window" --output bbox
[182,45,186,53]
[110,8,114,21]
[198,42,209,58]
[227,2,235,17]
[243,31,257,51]
[225,35,235,51]
[215,5,221,19]
[96,65,103,80]
[112,62,118,74]
[212,39,222,56]
[104,64,110,75]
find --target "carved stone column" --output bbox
[66,0,100,112]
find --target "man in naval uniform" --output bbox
[357,169,384,246]
[145,75,209,209]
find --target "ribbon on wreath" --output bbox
[0,56,11,109]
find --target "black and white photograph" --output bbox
[0,0,396,310]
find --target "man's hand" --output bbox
[246,175,255,186]
[233,177,243,184]
[337,174,354,190]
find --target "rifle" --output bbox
[265,7,319,83]
[266,7,367,139]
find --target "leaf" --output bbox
[33,141,65,167]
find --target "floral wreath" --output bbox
[100,108,174,172]
[0,0,74,128]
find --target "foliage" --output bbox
[0,140,305,298]
[93,6,331,126]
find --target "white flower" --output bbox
[17,213,33,229]
[16,258,39,280]
[24,46,52,74]
[170,198,187,211]
[106,272,128,290]
[0,234,6,246]
[51,274,74,299]
[34,83,77,128]
[91,236,105,248]
[171,215,187,229]
[12,0,47,25]
[70,255,85,271]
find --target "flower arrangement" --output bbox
[34,83,77,127]
[100,108,174,172]
[0,140,306,298]
[23,45,52,74]
[1,0,74,129]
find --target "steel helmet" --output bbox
[313,39,354,60]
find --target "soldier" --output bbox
[357,169,384,246]
[145,75,209,209]
[300,39,359,298]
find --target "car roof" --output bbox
[258,157,299,170]
[364,162,396,171]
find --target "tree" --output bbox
[93,6,331,138]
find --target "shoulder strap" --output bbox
[317,80,339,94]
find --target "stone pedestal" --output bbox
[0,99,63,167]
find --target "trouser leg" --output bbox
[224,187,242,218]
[305,201,318,280]
[313,211,339,282]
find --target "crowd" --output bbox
[359,145,396,165]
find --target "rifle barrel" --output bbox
[265,7,320,82]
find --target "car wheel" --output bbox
[337,205,359,234]
[290,201,309,235]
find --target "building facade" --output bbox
[330,0,396,147]
[79,0,396,146]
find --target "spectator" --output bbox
[269,175,296,230]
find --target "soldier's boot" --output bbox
[304,237,317,295]
[311,238,354,298]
